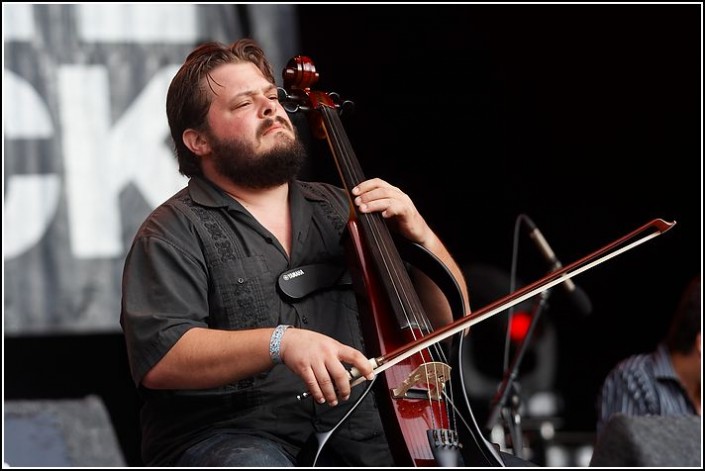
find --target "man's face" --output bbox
[201,62,305,188]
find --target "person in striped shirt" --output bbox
[596,275,701,436]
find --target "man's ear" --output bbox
[183,129,210,156]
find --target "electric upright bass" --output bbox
[280,55,506,467]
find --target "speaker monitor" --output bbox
[589,413,701,467]
[4,395,126,467]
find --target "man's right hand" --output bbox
[279,327,375,406]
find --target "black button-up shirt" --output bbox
[121,176,391,465]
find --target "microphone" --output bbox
[524,217,593,316]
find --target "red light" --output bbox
[509,311,532,342]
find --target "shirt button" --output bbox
[302,315,309,324]
[237,277,245,284]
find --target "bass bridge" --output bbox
[390,361,451,400]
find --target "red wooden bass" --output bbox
[281,55,505,467]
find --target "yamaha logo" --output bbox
[282,269,305,281]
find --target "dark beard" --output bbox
[209,121,306,189]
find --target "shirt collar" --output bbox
[187,176,238,209]
[652,343,679,381]
[187,176,319,204]
[187,176,318,227]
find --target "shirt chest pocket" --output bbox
[207,254,277,330]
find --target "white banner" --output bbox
[3,4,299,334]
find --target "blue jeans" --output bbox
[174,433,296,467]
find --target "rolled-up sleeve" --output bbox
[120,207,209,386]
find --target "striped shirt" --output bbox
[596,343,697,435]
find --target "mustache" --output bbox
[258,116,293,137]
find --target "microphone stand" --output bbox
[485,289,551,459]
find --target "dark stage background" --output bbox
[294,0,700,434]
[5,4,701,466]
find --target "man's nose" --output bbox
[260,97,276,117]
